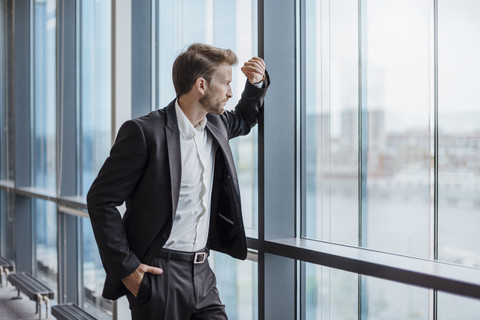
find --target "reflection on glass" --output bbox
[82,217,112,319]
[305,0,432,257]
[157,0,258,231]
[80,1,112,318]
[81,0,112,196]
[35,199,58,292]
[438,0,480,269]
[438,292,480,319]
[305,263,429,319]
[362,0,431,257]
[34,0,56,192]
[304,0,359,244]
[364,276,429,319]
[305,263,357,319]
[210,252,257,320]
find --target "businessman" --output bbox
[87,43,269,319]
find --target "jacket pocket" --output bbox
[218,212,235,226]
[135,272,151,305]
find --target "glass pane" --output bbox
[362,0,431,257]
[438,292,480,320]
[363,276,429,319]
[82,217,112,319]
[304,0,359,244]
[81,0,112,196]
[438,0,480,268]
[157,0,259,231]
[210,252,257,320]
[35,199,58,292]
[304,263,430,319]
[34,0,56,192]
[305,263,357,319]
[80,2,112,317]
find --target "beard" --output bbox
[199,87,228,115]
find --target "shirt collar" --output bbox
[175,99,208,139]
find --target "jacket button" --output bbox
[162,233,168,239]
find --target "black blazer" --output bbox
[87,78,268,300]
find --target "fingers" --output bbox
[241,64,264,77]
[242,57,266,74]
[142,264,163,275]
[242,57,266,84]
[246,57,266,69]
[122,264,163,297]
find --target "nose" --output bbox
[227,86,233,98]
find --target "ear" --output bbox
[194,77,208,95]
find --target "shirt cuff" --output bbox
[252,81,263,88]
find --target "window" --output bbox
[211,252,258,320]
[79,0,112,317]
[305,263,430,319]
[437,0,480,269]
[32,0,58,294]
[34,0,56,192]
[304,0,431,257]
[34,199,58,292]
[82,217,112,319]
[303,0,480,317]
[80,0,112,197]
[304,0,359,246]
[1,1,480,319]
[438,291,480,319]
[305,263,358,319]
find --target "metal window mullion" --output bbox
[56,0,80,305]
[257,0,265,319]
[131,0,152,118]
[298,1,307,319]
[358,0,368,319]
[432,0,439,269]
[263,0,297,319]
[431,0,439,319]
[77,0,83,195]
[150,0,158,111]
[30,0,35,188]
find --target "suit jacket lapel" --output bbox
[206,121,240,192]
[165,101,181,220]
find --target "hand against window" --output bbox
[241,57,266,84]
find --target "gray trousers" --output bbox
[125,253,228,320]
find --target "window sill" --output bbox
[253,237,480,299]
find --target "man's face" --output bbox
[200,63,233,115]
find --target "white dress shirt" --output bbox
[163,100,216,252]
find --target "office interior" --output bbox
[1,0,480,319]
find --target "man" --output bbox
[87,43,269,319]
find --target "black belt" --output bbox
[153,248,209,264]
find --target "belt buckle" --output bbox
[194,252,207,264]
